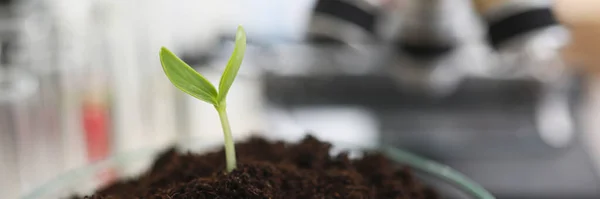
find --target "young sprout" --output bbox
[159,25,247,172]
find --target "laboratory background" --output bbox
[1,0,600,198]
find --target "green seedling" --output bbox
[160,25,246,173]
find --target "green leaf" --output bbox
[160,47,218,105]
[217,25,247,104]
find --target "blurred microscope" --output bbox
[259,0,600,198]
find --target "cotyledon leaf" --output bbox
[217,25,247,104]
[160,47,218,105]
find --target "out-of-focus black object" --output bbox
[487,8,559,49]
[313,0,376,33]
[0,0,12,5]
[395,42,454,60]
[1,40,14,66]
[306,0,379,45]
[0,0,17,66]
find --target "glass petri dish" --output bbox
[21,138,495,199]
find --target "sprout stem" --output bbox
[216,104,236,172]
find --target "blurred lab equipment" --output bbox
[3,0,188,197]
[389,0,484,96]
[4,0,600,198]
[260,0,598,198]
[0,1,62,198]
[0,37,38,199]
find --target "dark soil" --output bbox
[73,135,439,199]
